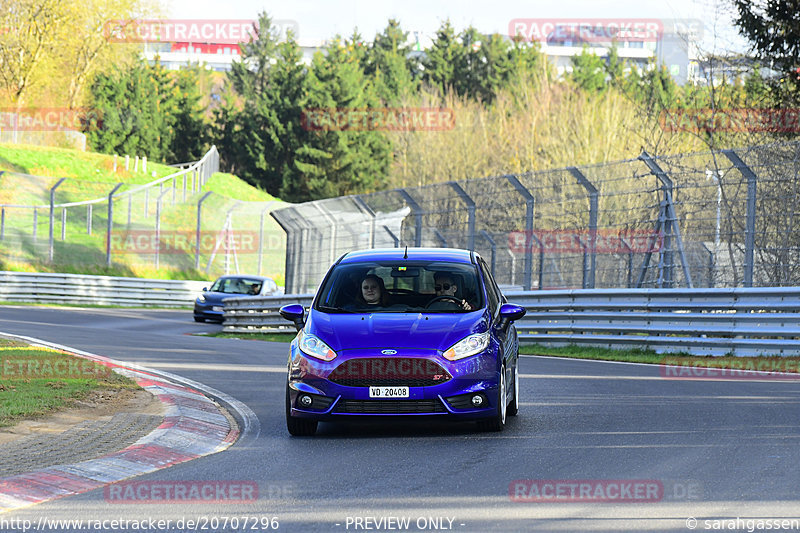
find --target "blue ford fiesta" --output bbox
[279,248,526,436]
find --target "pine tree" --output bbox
[365,19,418,104]
[286,35,392,201]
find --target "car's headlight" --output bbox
[443,332,490,361]
[197,295,206,303]
[298,331,337,361]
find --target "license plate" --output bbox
[212,306,223,312]
[369,386,409,398]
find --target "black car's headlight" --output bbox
[298,331,337,361]
[443,332,490,361]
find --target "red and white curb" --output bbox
[0,333,259,513]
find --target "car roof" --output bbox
[338,247,476,265]
[214,275,275,281]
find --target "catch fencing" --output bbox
[222,287,800,356]
[0,146,286,280]
[271,141,800,294]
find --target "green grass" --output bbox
[518,343,676,364]
[0,143,175,183]
[0,337,139,427]
[519,343,800,372]
[0,144,287,281]
[205,331,296,342]
[203,173,279,202]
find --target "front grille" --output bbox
[328,358,452,388]
[334,399,447,414]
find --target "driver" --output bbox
[433,272,473,311]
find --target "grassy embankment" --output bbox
[0,143,286,283]
[0,337,138,427]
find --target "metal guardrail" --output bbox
[223,288,800,356]
[224,294,314,333]
[0,271,207,307]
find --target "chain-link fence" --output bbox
[272,141,800,294]
[0,146,287,281]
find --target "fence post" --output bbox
[638,151,693,288]
[48,178,66,262]
[33,209,37,242]
[106,183,124,267]
[448,181,475,250]
[700,242,715,287]
[396,189,423,247]
[61,208,66,241]
[722,149,757,287]
[87,204,92,235]
[1,207,4,241]
[568,167,598,289]
[506,175,535,291]
[383,226,400,247]
[530,232,545,289]
[195,191,213,270]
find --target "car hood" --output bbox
[199,291,249,304]
[306,310,489,352]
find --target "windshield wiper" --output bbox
[317,305,358,314]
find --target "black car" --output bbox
[193,275,281,323]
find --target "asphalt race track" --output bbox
[1,306,799,532]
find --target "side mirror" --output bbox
[499,303,526,322]
[202,287,208,292]
[279,304,306,332]
[498,303,526,329]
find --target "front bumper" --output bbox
[287,347,502,420]
[193,302,225,321]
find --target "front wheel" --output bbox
[285,384,318,436]
[477,366,506,432]
[507,362,519,417]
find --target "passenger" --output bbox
[357,274,389,307]
[249,283,262,295]
[433,272,474,310]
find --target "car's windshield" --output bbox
[209,277,263,295]
[315,261,483,313]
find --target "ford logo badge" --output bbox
[381,349,397,355]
